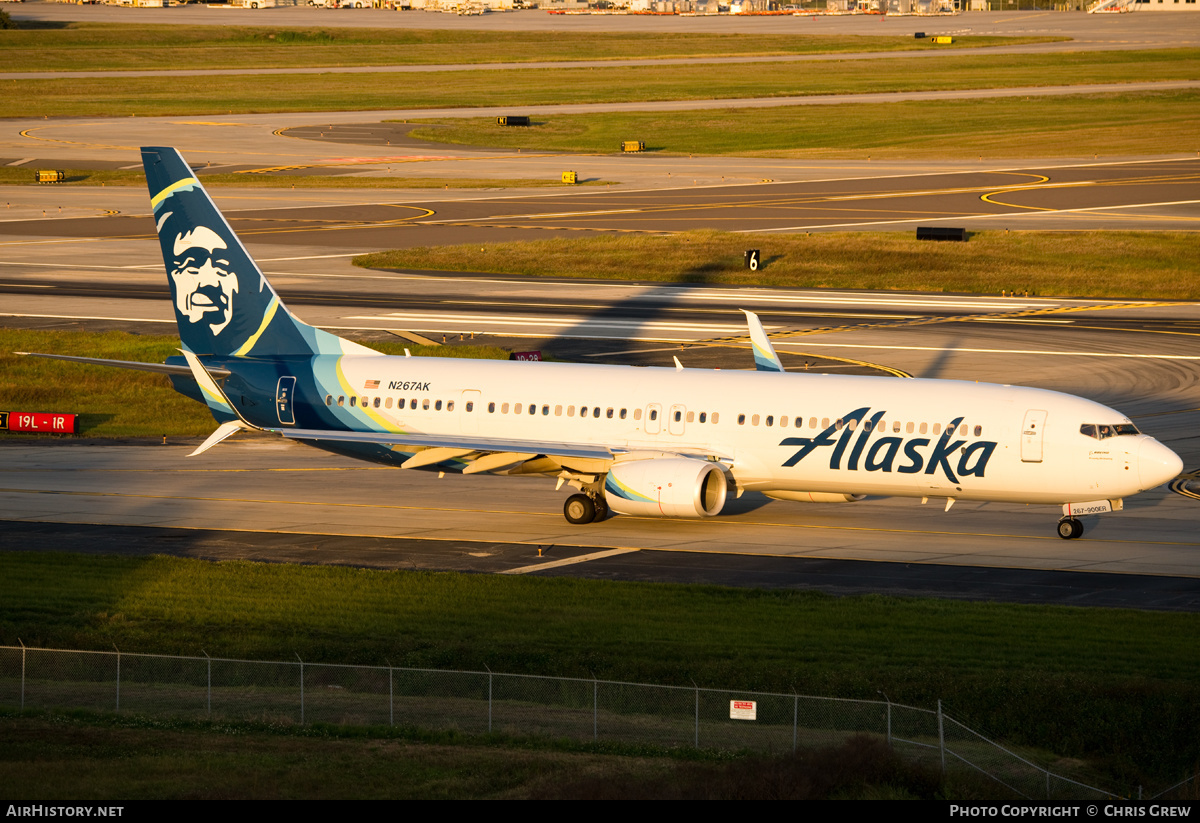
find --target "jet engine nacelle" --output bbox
[764,491,865,503]
[604,457,728,519]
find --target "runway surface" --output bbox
[4,4,1200,605]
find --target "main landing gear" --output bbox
[1057,517,1084,540]
[564,493,608,525]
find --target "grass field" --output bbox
[0,551,1197,786]
[5,23,1060,72]
[356,229,1200,301]
[4,48,1195,118]
[0,167,607,189]
[0,329,509,438]
[405,89,1200,159]
[0,711,963,799]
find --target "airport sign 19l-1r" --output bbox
[0,411,78,434]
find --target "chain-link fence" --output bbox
[0,644,1124,799]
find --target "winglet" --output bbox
[742,310,784,372]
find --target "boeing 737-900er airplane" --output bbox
[22,148,1185,539]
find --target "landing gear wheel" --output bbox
[592,496,609,522]
[1057,518,1084,540]
[564,494,597,525]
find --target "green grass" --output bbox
[0,329,510,439]
[0,712,965,799]
[0,551,1197,784]
[356,229,1200,301]
[2,48,1194,118]
[0,167,608,189]
[406,89,1200,159]
[3,23,1062,72]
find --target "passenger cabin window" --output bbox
[466,402,473,412]
[686,411,694,423]
[385,398,393,409]
[712,413,719,424]
[738,414,746,426]
[555,405,562,416]
[447,401,455,412]
[752,415,760,426]
[488,402,496,413]
[674,411,682,422]
[423,399,430,411]
[501,403,509,414]
[765,415,773,427]
[543,405,550,416]
[568,406,575,417]
[409,399,417,410]
[620,409,627,420]
[634,409,642,421]
[338,396,345,406]
[700,413,707,423]
[594,408,601,419]
[648,410,657,421]
[974,425,982,437]
[607,408,614,419]
[350,397,357,407]
[325,395,333,406]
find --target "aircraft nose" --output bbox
[1138,438,1184,490]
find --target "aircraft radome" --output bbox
[21,148,1184,540]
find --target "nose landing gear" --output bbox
[1057,517,1084,540]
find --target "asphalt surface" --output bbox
[4,3,1200,607]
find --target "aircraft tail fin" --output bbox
[141,147,376,359]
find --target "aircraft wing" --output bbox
[268,426,615,460]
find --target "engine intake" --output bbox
[604,457,728,518]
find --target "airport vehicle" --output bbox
[24,148,1183,538]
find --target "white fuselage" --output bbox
[320,356,1181,507]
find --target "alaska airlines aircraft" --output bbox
[25,148,1184,539]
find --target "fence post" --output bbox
[388,663,394,728]
[296,653,304,725]
[693,681,699,749]
[593,678,598,743]
[793,692,798,753]
[937,699,945,775]
[19,639,25,711]
[485,665,492,734]
[203,651,211,718]
[114,644,120,712]
[887,701,892,749]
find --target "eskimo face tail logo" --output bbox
[170,226,238,336]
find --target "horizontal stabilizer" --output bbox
[190,420,247,457]
[16,352,230,378]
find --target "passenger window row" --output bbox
[735,413,984,438]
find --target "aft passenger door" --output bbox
[1021,409,1047,463]
[275,376,296,426]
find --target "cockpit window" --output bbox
[1081,423,1141,440]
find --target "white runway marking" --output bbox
[500,548,641,575]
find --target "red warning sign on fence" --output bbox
[0,411,78,434]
